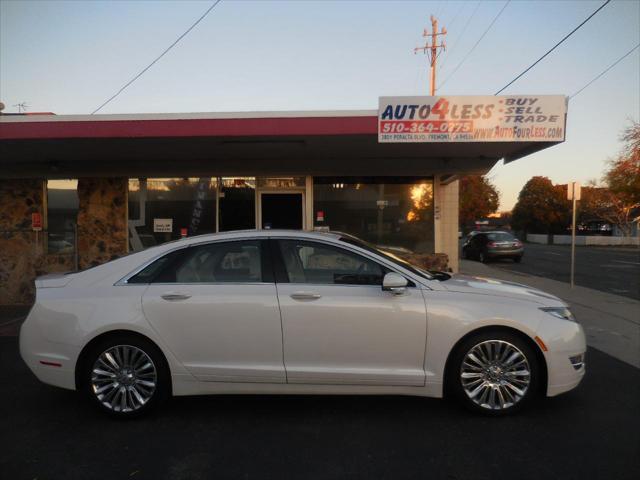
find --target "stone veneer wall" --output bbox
[0,180,75,304]
[77,178,128,269]
[0,177,127,305]
[0,179,45,304]
[399,252,449,272]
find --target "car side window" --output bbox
[277,240,386,286]
[127,249,187,284]
[131,240,264,284]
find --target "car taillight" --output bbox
[487,242,497,247]
[515,241,522,247]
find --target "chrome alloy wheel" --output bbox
[460,340,531,410]
[91,345,157,413]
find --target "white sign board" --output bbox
[378,95,567,143]
[567,181,581,201]
[153,218,173,233]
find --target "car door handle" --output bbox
[290,292,322,301]
[161,292,192,301]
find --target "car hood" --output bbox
[441,274,564,306]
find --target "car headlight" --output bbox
[539,307,576,322]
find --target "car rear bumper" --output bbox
[486,248,524,258]
[19,308,79,391]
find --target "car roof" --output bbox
[473,230,513,235]
[176,229,343,246]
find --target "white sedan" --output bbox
[20,230,586,417]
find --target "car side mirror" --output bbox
[382,272,408,295]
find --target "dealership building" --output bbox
[0,96,567,305]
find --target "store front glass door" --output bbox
[260,193,303,230]
[218,177,256,232]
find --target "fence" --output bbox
[526,234,640,246]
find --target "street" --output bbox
[465,242,640,300]
[1,335,638,480]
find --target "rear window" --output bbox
[487,233,516,241]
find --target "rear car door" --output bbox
[273,239,427,386]
[138,239,286,383]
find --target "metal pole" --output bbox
[570,185,577,288]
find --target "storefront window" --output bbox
[46,179,78,254]
[128,178,217,250]
[313,177,434,253]
[257,177,305,189]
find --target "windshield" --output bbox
[487,232,516,242]
[338,234,435,281]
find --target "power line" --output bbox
[434,1,445,20]
[439,0,482,71]
[445,2,468,34]
[495,0,611,95]
[570,43,639,99]
[438,0,510,90]
[91,0,222,114]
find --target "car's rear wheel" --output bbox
[449,331,540,415]
[82,335,169,418]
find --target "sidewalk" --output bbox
[460,259,640,368]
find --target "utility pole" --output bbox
[414,16,446,95]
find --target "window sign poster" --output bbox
[153,218,173,233]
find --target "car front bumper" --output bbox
[536,320,587,397]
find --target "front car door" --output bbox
[273,238,428,386]
[138,239,286,383]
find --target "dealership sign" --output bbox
[378,95,567,143]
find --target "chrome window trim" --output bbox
[115,233,433,289]
[146,282,273,287]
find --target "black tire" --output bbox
[81,334,170,418]
[447,330,540,416]
[513,256,522,263]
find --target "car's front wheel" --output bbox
[82,335,170,418]
[449,331,540,415]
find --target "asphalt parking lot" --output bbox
[1,337,638,480]
[463,242,640,300]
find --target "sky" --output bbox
[1,0,639,209]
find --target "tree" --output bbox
[459,175,499,226]
[511,176,570,234]
[602,121,640,234]
[579,183,636,236]
[580,122,640,236]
